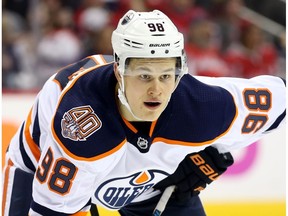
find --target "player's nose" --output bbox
[148,79,162,96]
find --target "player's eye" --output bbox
[160,74,172,81]
[139,74,151,80]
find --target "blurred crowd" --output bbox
[2,0,286,90]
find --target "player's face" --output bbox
[122,58,176,121]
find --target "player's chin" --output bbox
[140,115,160,122]
[140,109,163,121]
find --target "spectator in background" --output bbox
[110,0,149,27]
[2,0,285,89]
[3,0,30,20]
[77,4,112,56]
[35,6,82,87]
[74,0,110,32]
[2,9,23,88]
[211,0,247,53]
[2,9,38,89]
[185,16,230,77]
[89,25,114,55]
[223,23,278,78]
[151,0,208,36]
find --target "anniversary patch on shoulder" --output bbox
[61,105,102,141]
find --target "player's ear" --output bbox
[114,63,121,82]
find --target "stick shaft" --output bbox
[152,185,175,216]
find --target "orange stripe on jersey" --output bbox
[52,126,126,161]
[122,118,138,133]
[55,64,101,103]
[91,55,107,65]
[2,159,14,216]
[52,78,62,89]
[153,97,239,146]
[122,117,157,137]
[98,55,108,64]
[52,61,79,87]
[70,211,89,216]
[152,137,212,146]
[56,62,76,74]
[100,55,108,64]
[149,120,157,137]
[25,108,41,162]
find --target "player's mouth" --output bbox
[144,101,162,110]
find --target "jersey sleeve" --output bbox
[31,59,123,215]
[196,75,286,152]
[9,56,116,215]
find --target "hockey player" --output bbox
[2,10,285,216]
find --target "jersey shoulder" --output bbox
[163,74,285,145]
[51,55,126,160]
[53,55,114,90]
[161,74,237,143]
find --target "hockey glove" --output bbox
[154,146,234,201]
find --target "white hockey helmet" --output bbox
[112,10,188,120]
[112,10,188,79]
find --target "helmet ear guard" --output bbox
[112,10,188,79]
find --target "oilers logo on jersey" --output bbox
[95,170,169,209]
[61,105,102,141]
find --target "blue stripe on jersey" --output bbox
[19,123,36,172]
[280,77,286,86]
[31,198,92,215]
[32,102,40,146]
[265,77,285,132]
[102,55,114,63]
[266,109,286,132]
[54,57,97,90]
[8,168,33,216]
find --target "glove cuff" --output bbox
[205,147,234,169]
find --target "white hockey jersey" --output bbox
[6,55,286,215]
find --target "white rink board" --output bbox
[2,93,286,202]
[201,126,286,202]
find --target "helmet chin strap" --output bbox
[117,76,144,121]
[117,88,144,121]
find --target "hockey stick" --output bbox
[90,204,99,216]
[152,185,175,216]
